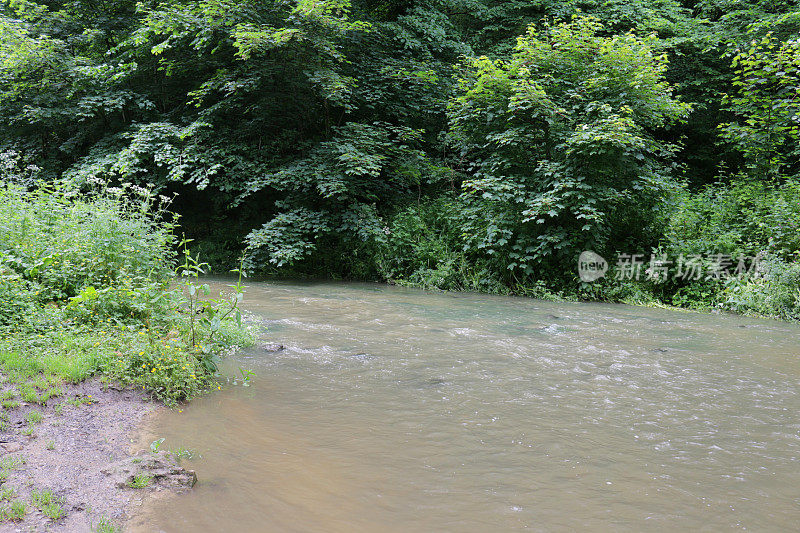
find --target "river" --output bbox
[131,281,800,531]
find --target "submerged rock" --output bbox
[103,452,196,491]
[260,343,285,352]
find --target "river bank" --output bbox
[0,185,254,530]
[0,379,194,532]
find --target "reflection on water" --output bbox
[131,282,800,532]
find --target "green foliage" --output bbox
[0,275,36,328]
[0,456,25,473]
[448,17,689,279]
[40,502,65,520]
[0,487,14,502]
[94,516,121,533]
[29,489,55,507]
[126,473,151,489]
[658,178,800,315]
[720,31,800,179]
[94,515,120,533]
[244,122,426,269]
[177,242,246,371]
[1,0,799,321]
[101,331,210,402]
[150,438,165,453]
[723,256,800,320]
[0,181,250,404]
[24,410,42,425]
[1,0,473,275]
[0,181,176,315]
[377,196,506,292]
[665,179,800,260]
[0,500,25,522]
[30,489,65,520]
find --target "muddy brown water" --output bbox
[134,281,800,532]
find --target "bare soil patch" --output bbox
[0,380,191,532]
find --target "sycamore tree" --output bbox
[0,0,471,273]
[447,16,690,280]
[720,30,800,180]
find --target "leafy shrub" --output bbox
[377,196,509,292]
[0,272,37,327]
[722,256,800,320]
[653,178,800,314]
[244,123,427,271]
[667,276,725,310]
[103,335,208,402]
[720,31,800,180]
[0,182,249,404]
[447,16,689,280]
[665,179,800,259]
[0,182,177,322]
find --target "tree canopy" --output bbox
[2,0,800,314]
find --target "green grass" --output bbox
[126,473,151,489]
[29,489,54,507]
[25,411,42,425]
[40,502,65,520]
[94,515,120,533]
[0,487,15,501]
[0,333,109,403]
[0,500,25,521]
[19,387,40,404]
[0,487,68,522]
[0,456,25,471]
[0,456,25,483]
[30,488,66,519]
[168,446,196,461]
[64,395,95,408]
[39,387,63,403]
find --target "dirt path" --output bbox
[0,380,191,532]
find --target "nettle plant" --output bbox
[177,239,245,373]
[448,16,690,280]
[1,182,179,325]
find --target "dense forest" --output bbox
[2,0,800,319]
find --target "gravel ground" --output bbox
[0,380,183,532]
